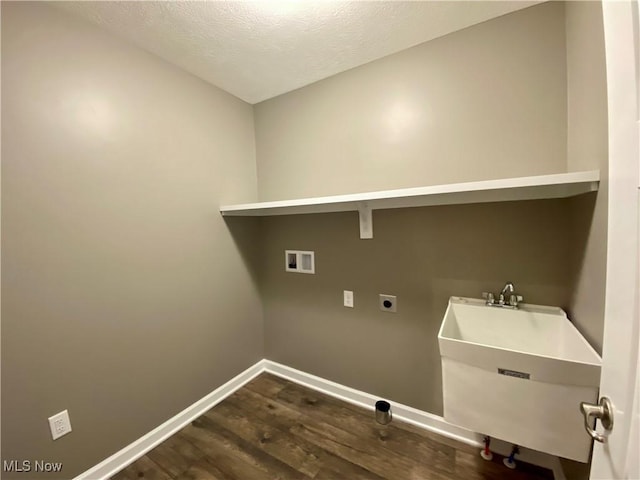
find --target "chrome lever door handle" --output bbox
[580,397,614,443]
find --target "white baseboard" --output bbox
[76,358,565,480]
[263,360,478,445]
[263,360,566,480]
[74,360,266,480]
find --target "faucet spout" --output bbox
[500,282,515,297]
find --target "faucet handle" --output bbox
[482,292,495,304]
[509,294,524,307]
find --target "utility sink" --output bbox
[438,297,601,386]
[438,296,602,462]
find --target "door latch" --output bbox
[580,397,614,443]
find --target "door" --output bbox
[589,1,640,479]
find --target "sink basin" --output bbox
[438,296,601,386]
[438,296,602,462]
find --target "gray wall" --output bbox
[261,200,573,414]
[254,2,568,201]
[1,3,262,478]
[257,0,608,421]
[256,2,574,414]
[565,1,608,354]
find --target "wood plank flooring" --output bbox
[111,373,554,480]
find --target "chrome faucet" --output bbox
[482,282,523,309]
[499,282,515,304]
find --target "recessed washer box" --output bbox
[285,250,315,274]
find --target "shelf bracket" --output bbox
[358,203,373,239]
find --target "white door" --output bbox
[589,1,640,479]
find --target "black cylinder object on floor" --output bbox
[375,400,392,425]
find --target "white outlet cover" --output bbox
[48,410,72,440]
[343,290,354,308]
[379,294,397,312]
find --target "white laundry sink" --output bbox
[438,296,602,462]
[438,297,601,386]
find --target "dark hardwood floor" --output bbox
[111,373,554,480]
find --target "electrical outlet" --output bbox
[343,290,354,308]
[48,410,72,440]
[379,294,397,313]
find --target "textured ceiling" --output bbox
[56,1,541,104]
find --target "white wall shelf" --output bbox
[220,170,599,239]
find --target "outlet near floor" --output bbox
[48,410,72,440]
